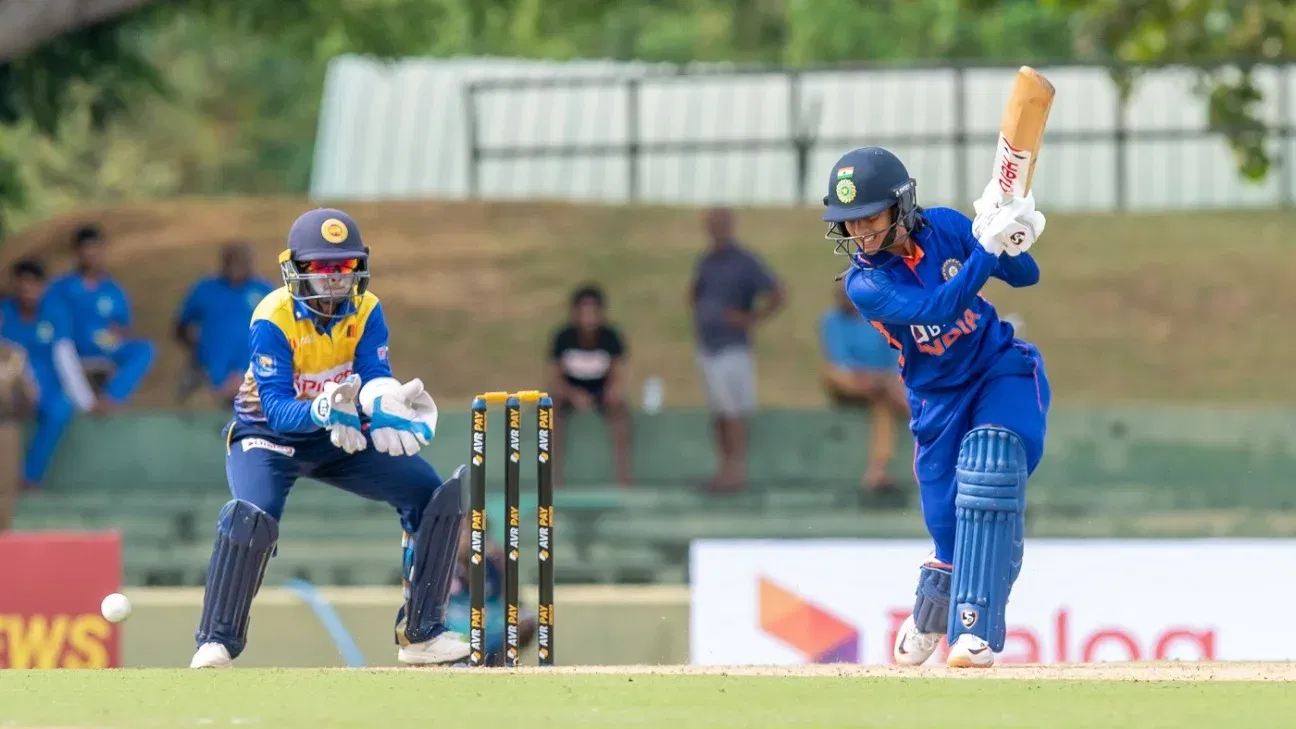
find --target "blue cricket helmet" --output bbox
[279,208,371,317]
[822,147,922,262]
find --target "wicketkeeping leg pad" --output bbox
[912,562,952,634]
[398,465,465,646]
[194,499,278,659]
[948,426,1027,652]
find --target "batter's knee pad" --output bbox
[948,426,1027,652]
[195,499,279,659]
[912,562,952,634]
[397,464,465,646]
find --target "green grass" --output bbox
[4,668,1296,728]
[6,198,1296,407]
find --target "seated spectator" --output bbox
[174,243,275,406]
[546,283,632,485]
[445,518,538,666]
[0,260,98,493]
[819,284,909,498]
[46,224,154,407]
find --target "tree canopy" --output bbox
[0,0,1290,235]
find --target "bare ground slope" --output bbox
[4,198,1292,407]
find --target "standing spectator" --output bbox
[546,283,632,485]
[0,260,98,492]
[688,208,785,493]
[174,243,275,405]
[819,283,909,498]
[46,224,154,409]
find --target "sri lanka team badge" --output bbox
[321,218,349,244]
[941,258,962,281]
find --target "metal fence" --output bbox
[312,57,1296,212]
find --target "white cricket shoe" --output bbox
[397,630,472,666]
[892,614,942,666]
[946,633,995,668]
[190,642,233,669]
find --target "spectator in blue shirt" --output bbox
[818,283,909,499]
[0,260,98,490]
[46,224,155,410]
[174,243,275,405]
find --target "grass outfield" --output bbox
[5,664,1296,728]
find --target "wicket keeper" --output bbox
[822,147,1050,668]
[190,208,470,668]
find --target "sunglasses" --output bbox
[305,259,360,275]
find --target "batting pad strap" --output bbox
[195,499,279,660]
[949,426,1027,653]
[912,563,952,634]
[359,377,401,416]
[402,468,464,645]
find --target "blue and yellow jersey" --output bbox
[844,207,1040,394]
[231,287,393,443]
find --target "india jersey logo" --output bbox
[910,309,981,357]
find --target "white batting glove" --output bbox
[971,180,1006,240]
[310,374,367,454]
[369,378,438,457]
[974,187,1046,258]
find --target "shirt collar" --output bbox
[292,296,357,326]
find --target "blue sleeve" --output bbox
[846,247,998,327]
[112,283,133,327]
[818,313,853,368]
[993,252,1040,288]
[248,320,317,433]
[354,303,395,384]
[177,281,205,326]
[45,278,70,312]
[48,300,75,341]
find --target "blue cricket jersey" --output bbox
[843,206,1040,394]
[177,275,276,387]
[229,287,394,446]
[46,273,134,358]
[0,295,82,405]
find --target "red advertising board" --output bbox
[0,531,122,668]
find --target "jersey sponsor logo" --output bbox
[295,362,355,399]
[910,309,981,357]
[241,438,296,457]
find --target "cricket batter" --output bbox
[822,147,1049,668]
[190,208,470,669]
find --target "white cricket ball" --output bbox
[101,592,131,623]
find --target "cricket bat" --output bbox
[991,66,1055,201]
